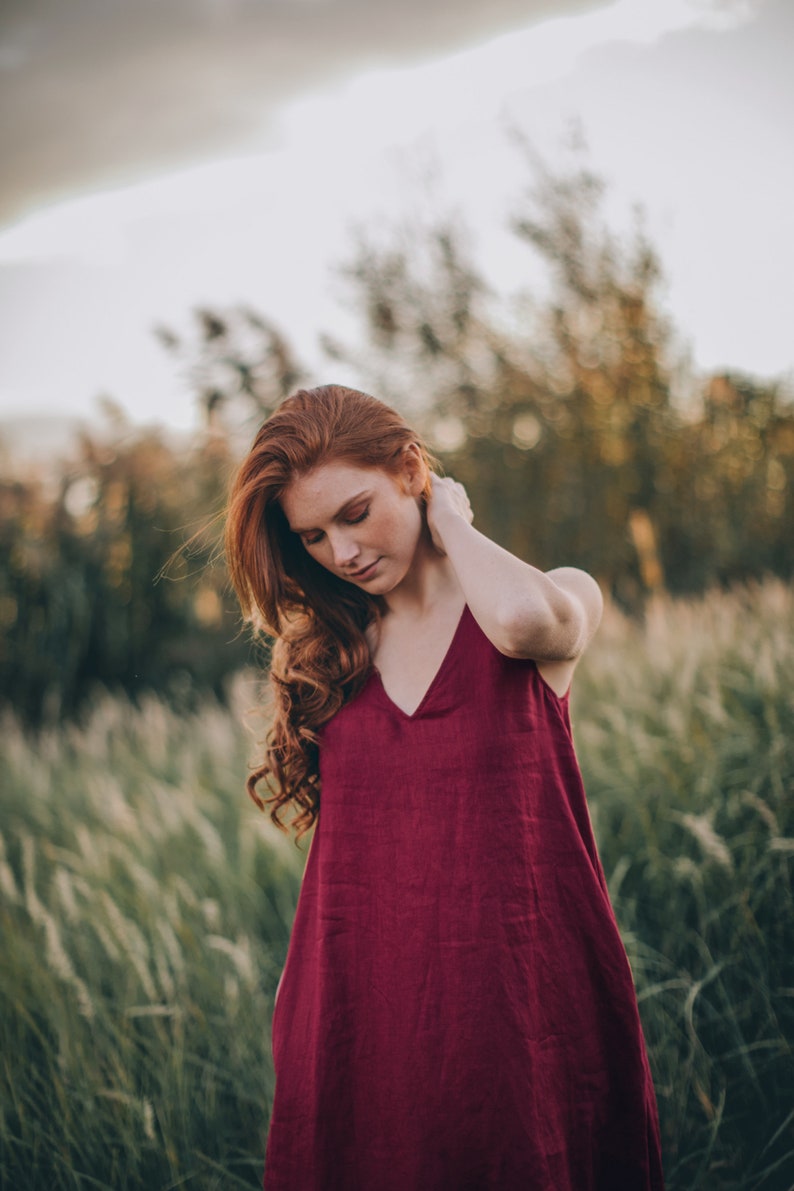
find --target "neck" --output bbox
[382,525,462,621]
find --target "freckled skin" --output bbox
[280,456,430,598]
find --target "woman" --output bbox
[224,384,665,1191]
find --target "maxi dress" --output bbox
[263,603,665,1191]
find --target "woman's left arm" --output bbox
[426,475,603,660]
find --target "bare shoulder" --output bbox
[535,568,604,699]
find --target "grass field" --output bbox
[1,577,792,1189]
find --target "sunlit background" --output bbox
[2,3,794,1188]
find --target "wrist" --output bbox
[428,502,470,552]
[432,501,469,531]
[426,476,475,554]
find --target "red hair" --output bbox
[224,384,435,845]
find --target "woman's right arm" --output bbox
[425,474,603,662]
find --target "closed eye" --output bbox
[301,506,370,547]
[347,507,370,526]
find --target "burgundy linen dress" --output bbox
[264,603,665,1190]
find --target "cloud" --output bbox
[0,0,787,433]
[0,0,605,225]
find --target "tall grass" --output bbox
[0,677,304,1189]
[573,577,794,1191]
[1,578,792,1189]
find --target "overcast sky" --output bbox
[0,0,792,439]
[0,0,604,225]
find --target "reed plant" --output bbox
[0,675,303,1189]
[573,576,794,1190]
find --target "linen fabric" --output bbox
[263,603,665,1190]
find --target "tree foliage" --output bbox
[153,305,305,441]
[331,145,794,609]
[0,418,251,724]
[2,150,792,722]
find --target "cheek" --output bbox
[386,502,422,553]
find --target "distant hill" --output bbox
[0,413,87,477]
[0,411,195,481]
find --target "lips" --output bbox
[349,558,380,580]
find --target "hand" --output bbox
[425,474,474,555]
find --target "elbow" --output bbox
[495,593,584,660]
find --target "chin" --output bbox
[373,564,412,595]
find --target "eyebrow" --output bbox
[288,490,371,535]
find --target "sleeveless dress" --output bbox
[263,603,665,1190]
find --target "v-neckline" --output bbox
[371,602,469,721]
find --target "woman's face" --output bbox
[279,449,427,594]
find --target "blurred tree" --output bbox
[153,304,306,445]
[327,140,793,610]
[0,308,307,725]
[662,372,794,591]
[0,417,255,724]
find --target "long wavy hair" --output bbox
[224,384,436,846]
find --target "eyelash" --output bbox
[303,507,370,546]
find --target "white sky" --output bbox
[0,0,791,437]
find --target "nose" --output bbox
[329,530,360,570]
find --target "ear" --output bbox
[398,443,428,497]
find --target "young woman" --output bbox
[224,384,665,1191]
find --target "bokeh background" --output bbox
[1,1,793,1187]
